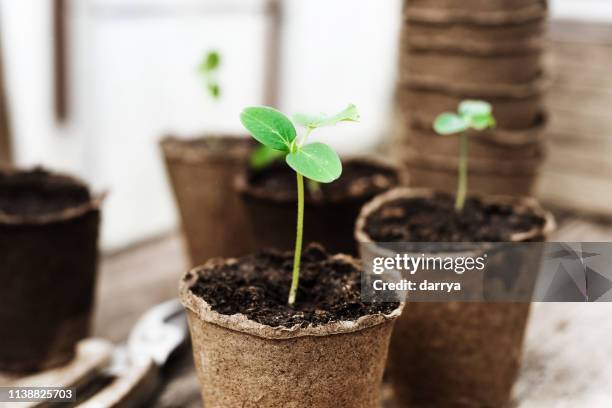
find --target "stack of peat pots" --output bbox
[396,0,549,196]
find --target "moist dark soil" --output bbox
[364,193,545,242]
[247,159,398,203]
[188,243,399,328]
[0,168,91,217]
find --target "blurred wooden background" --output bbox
[537,20,612,216]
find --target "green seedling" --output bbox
[433,100,496,212]
[240,104,359,306]
[198,50,221,99]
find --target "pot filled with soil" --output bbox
[180,243,402,408]
[355,187,555,407]
[0,167,101,373]
[160,136,254,266]
[236,157,400,255]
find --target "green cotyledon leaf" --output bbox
[458,100,492,118]
[285,143,342,183]
[199,51,220,73]
[293,104,360,129]
[240,106,297,151]
[433,113,469,135]
[250,145,286,169]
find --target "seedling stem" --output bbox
[456,132,469,212]
[288,172,305,305]
[433,100,496,212]
[240,104,359,306]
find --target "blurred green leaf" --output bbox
[286,143,342,183]
[208,83,220,99]
[200,51,220,73]
[293,104,360,129]
[250,145,285,169]
[240,107,297,151]
[470,114,496,130]
[459,100,491,118]
[433,113,469,135]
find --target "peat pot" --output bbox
[404,125,546,161]
[161,136,254,266]
[399,147,544,197]
[397,79,548,131]
[236,158,400,255]
[355,187,555,408]
[0,167,101,372]
[179,244,403,408]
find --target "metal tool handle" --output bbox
[76,358,158,408]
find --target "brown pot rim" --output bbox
[404,3,547,25]
[179,254,404,340]
[401,73,551,98]
[234,156,401,206]
[355,187,555,245]
[0,166,103,226]
[160,135,252,165]
[404,36,544,56]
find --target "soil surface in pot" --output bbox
[188,244,399,328]
[0,169,90,216]
[364,193,545,242]
[246,160,398,203]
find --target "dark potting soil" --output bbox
[0,168,91,217]
[364,193,545,242]
[247,159,398,203]
[188,243,399,328]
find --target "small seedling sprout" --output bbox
[241,104,359,306]
[433,100,496,212]
[198,50,221,99]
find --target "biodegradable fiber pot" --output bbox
[0,167,101,372]
[396,77,548,131]
[404,125,546,161]
[179,245,403,408]
[355,187,555,408]
[405,0,545,12]
[236,158,400,255]
[399,147,544,197]
[404,1,547,25]
[403,18,546,43]
[161,136,254,266]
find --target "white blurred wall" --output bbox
[0,0,607,250]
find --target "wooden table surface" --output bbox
[92,213,612,407]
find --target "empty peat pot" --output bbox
[179,244,402,408]
[161,136,254,266]
[0,167,101,372]
[235,158,400,255]
[355,187,555,408]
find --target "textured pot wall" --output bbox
[0,170,100,373]
[161,137,254,267]
[395,0,549,196]
[355,188,555,408]
[180,266,402,408]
